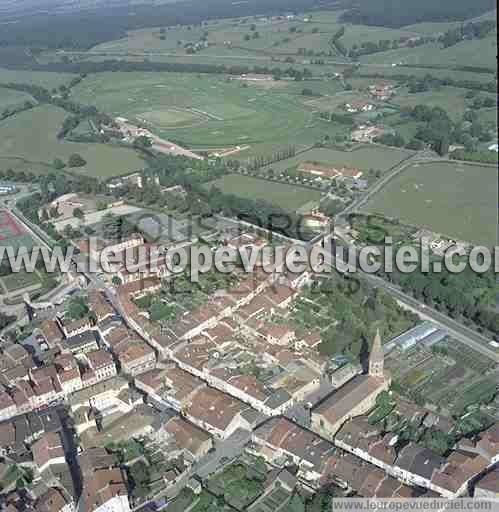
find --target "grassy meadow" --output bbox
[0,104,145,179]
[363,160,497,246]
[205,173,321,211]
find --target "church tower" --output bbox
[369,328,384,379]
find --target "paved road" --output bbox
[336,150,429,223]
[319,239,499,363]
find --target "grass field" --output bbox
[401,21,464,34]
[72,72,345,149]
[0,87,35,111]
[0,157,53,176]
[205,173,321,211]
[359,35,496,71]
[390,86,477,121]
[359,65,495,84]
[477,108,498,130]
[363,161,497,245]
[0,68,77,89]
[261,146,411,173]
[0,104,146,179]
[139,108,205,128]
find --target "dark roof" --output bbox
[265,389,292,409]
[476,467,499,493]
[64,330,98,349]
[396,443,445,480]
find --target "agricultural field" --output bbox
[1,271,42,293]
[86,11,421,60]
[387,339,496,415]
[72,72,346,150]
[363,160,497,246]
[0,104,146,179]
[91,24,209,53]
[205,173,321,211]
[262,146,411,174]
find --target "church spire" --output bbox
[369,328,384,378]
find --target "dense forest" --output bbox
[340,0,496,28]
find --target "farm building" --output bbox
[344,101,375,113]
[383,322,444,354]
[351,126,386,143]
[0,184,17,195]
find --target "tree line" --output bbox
[340,0,495,28]
[440,19,496,48]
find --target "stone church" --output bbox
[311,329,391,440]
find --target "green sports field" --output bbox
[363,161,497,246]
[0,104,146,179]
[205,173,321,211]
[72,72,343,149]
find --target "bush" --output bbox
[68,153,87,167]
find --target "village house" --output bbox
[54,353,83,395]
[69,376,129,415]
[163,416,213,462]
[79,467,130,512]
[31,431,66,474]
[344,100,375,113]
[82,350,117,387]
[137,365,205,412]
[474,468,499,498]
[59,317,93,339]
[185,386,254,439]
[0,392,17,422]
[351,126,386,143]
[35,487,75,512]
[251,417,337,485]
[88,291,115,324]
[369,83,395,100]
[63,331,99,355]
[38,320,64,349]
[116,342,156,376]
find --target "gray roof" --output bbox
[395,443,445,480]
[385,322,440,354]
[241,407,267,426]
[64,330,98,348]
[421,330,448,348]
[265,389,293,409]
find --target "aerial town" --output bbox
[0,0,497,510]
